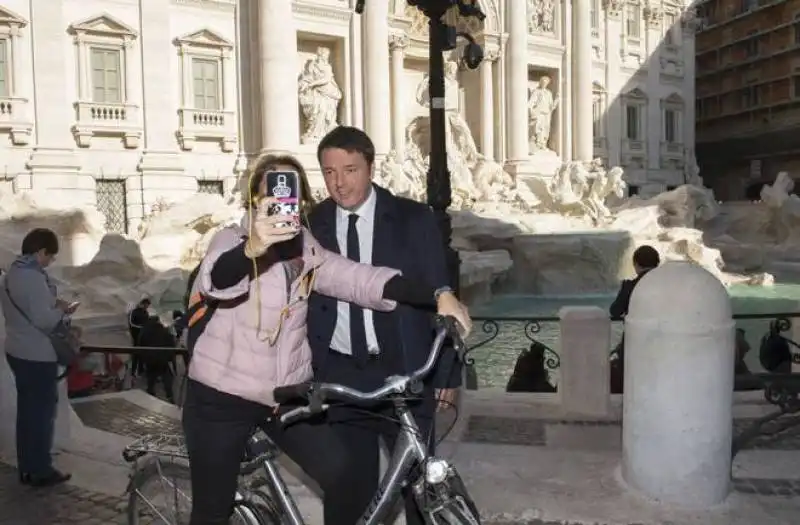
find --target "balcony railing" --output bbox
[0,96,33,145]
[177,108,236,153]
[72,101,142,149]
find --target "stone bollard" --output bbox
[621,262,734,509]
[559,306,611,417]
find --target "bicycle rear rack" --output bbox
[123,433,188,462]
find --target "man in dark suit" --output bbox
[307,126,462,525]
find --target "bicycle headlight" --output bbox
[424,458,450,485]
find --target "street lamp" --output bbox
[408,1,486,292]
[355,1,485,292]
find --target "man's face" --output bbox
[320,148,372,210]
[37,250,55,268]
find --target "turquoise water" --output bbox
[466,284,800,389]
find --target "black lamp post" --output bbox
[410,0,485,293]
[354,0,485,292]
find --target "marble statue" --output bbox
[529,0,556,34]
[376,150,424,201]
[684,149,703,187]
[415,60,480,173]
[298,47,342,144]
[528,76,559,153]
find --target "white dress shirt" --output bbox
[330,187,381,355]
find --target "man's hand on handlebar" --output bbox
[436,293,471,338]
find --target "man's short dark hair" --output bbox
[633,245,660,269]
[316,126,375,166]
[21,228,59,256]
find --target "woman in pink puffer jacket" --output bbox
[182,154,470,525]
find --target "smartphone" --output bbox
[264,171,300,226]
[68,301,81,311]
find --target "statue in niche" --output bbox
[528,76,559,153]
[298,47,343,144]
[529,0,556,34]
[415,60,480,176]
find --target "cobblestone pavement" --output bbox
[0,463,127,525]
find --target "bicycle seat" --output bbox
[242,429,279,466]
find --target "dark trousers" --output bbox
[6,355,59,478]
[145,363,174,403]
[182,379,353,525]
[320,352,436,525]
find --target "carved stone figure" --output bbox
[415,60,480,173]
[684,149,703,187]
[528,76,559,152]
[585,166,627,223]
[529,0,556,34]
[375,150,424,201]
[298,47,342,144]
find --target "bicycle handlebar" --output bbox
[274,315,465,425]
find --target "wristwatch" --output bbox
[434,286,453,302]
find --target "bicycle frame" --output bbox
[258,399,430,525]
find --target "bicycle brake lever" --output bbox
[308,387,325,413]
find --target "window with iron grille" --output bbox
[95,179,128,233]
[197,179,224,196]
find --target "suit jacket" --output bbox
[307,184,461,390]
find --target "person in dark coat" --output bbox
[137,315,177,403]
[127,297,151,377]
[609,245,661,393]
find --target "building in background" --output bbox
[695,0,800,201]
[0,0,697,234]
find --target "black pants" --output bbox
[6,355,59,478]
[182,379,353,525]
[321,352,436,525]
[145,363,174,403]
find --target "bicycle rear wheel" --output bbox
[126,457,264,525]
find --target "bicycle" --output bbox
[123,315,480,525]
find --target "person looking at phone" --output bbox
[307,126,468,525]
[181,154,472,525]
[0,228,76,487]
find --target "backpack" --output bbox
[184,291,219,358]
[759,331,792,372]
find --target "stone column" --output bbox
[258,0,300,153]
[558,306,611,417]
[363,0,391,158]
[622,262,734,509]
[26,0,82,197]
[504,0,529,164]
[389,33,408,158]
[605,7,623,166]
[479,51,497,160]
[572,0,593,161]
[682,17,697,158]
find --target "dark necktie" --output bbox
[347,214,369,364]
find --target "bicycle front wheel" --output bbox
[126,457,265,525]
[423,470,481,525]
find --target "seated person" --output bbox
[759,319,793,373]
[609,245,661,394]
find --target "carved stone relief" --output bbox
[528,0,556,34]
[603,0,623,18]
[643,5,662,28]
